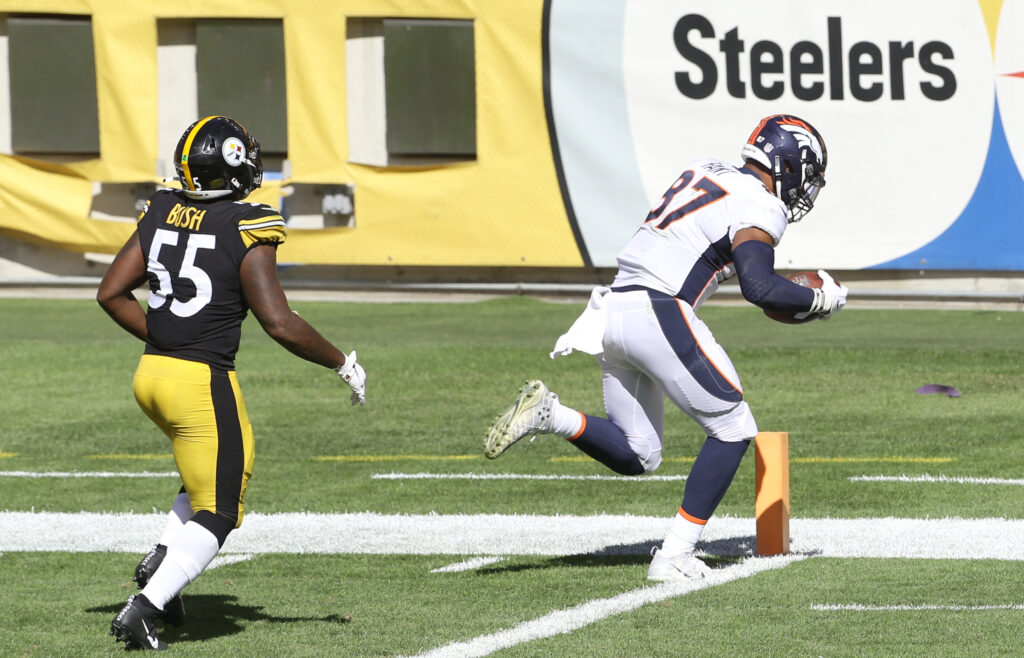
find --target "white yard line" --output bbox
[430,557,506,573]
[410,555,804,658]
[372,472,687,482]
[3,511,1021,657]
[850,474,1024,486]
[0,471,179,478]
[2,512,1024,561]
[812,603,1024,612]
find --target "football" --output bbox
[763,271,834,324]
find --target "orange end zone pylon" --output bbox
[755,431,790,555]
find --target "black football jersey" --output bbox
[136,189,286,369]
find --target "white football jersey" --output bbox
[612,158,788,309]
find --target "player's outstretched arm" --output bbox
[240,243,366,404]
[96,231,149,341]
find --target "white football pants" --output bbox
[597,289,758,473]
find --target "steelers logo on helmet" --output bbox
[222,137,246,167]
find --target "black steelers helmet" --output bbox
[173,116,263,200]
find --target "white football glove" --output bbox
[335,351,367,405]
[800,269,848,321]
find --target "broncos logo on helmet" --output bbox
[173,116,264,201]
[740,114,826,223]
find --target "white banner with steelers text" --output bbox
[549,0,1024,270]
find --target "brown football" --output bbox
[763,271,835,325]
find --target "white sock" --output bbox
[549,398,584,438]
[658,510,705,557]
[141,520,220,610]
[157,492,193,546]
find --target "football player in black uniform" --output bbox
[98,116,366,651]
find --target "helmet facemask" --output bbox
[778,150,826,223]
[230,134,263,198]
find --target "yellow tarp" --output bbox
[0,0,584,267]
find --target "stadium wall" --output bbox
[0,0,1021,281]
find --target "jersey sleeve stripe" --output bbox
[237,216,285,231]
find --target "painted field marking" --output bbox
[812,603,1024,612]
[851,474,1024,486]
[89,454,172,460]
[371,472,687,482]
[410,555,804,658]
[430,557,505,573]
[36,454,949,465]
[4,513,1024,560]
[315,455,480,462]
[0,471,179,478]
[550,456,952,465]
[551,455,695,464]
[796,457,954,464]
[0,452,17,459]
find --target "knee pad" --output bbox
[624,433,663,473]
[700,401,758,443]
[641,450,662,474]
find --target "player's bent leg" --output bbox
[484,379,650,475]
[139,513,227,621]
[600,363,665,473]
[567,415,645,475]
[132,488,193,626]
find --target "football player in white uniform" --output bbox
[485,114,847,581]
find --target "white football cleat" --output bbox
[484,379,556,459]
[647,546,711,581]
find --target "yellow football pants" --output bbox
[133,354,254,528]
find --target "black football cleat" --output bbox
[110,594,168,651]
[133,545,186,627]
[133,545,167,587]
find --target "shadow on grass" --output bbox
[475,537,762,575]
[89,595,353,644]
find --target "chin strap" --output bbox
[181,189,234,200]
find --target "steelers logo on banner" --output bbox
[996,0,1024,181]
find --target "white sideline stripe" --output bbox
[812,603,1024,612]
[0,471,179,478]
[3,512,1024,561]
[372,472,687,482]
[851,474,1024,486]
[207,553,254,570]
[430,557,505,573]
[411,555,804,658]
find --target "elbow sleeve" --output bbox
[733,240,815,313]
